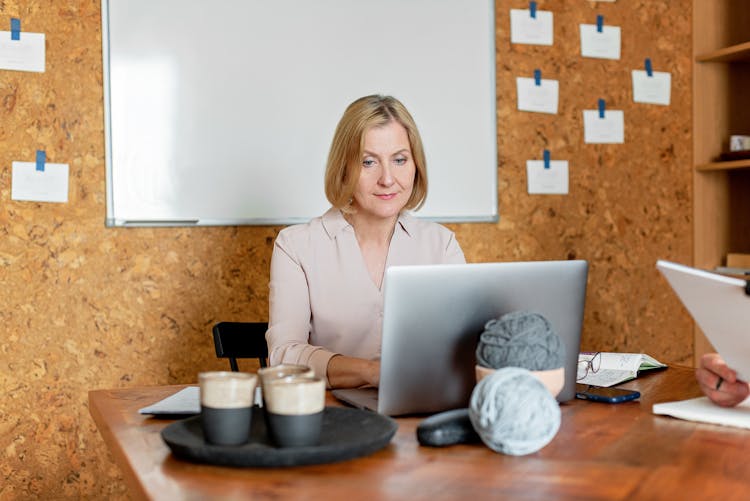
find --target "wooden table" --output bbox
[89,367,750,500]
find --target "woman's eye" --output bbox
[394,156,407,165]
[363,158,376,167]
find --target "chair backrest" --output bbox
[212,322,269,371]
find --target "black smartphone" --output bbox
[575,384,641,404]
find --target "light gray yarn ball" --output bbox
[475,311,564,371]
[469,367,561,456]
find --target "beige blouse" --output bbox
[266,207,465,384]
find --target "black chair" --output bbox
[212,322,269,371]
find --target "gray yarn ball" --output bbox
[469,367,561,456]
[475,311,564,371]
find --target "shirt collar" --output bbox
[321,207,414,240]
[321,207,349,239]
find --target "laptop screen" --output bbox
[372,260,589,415]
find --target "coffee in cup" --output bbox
[199,371,257,446]
[257,364,314,385]
[257,364,315,405]
[263,376,325,447]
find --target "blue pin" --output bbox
[543,149,551,169]
[11,18,21,41]
[534,69,541,86]
[36,150,46,172]
[596,15,604,33]
[645,58,653,77]
[530,1,537,19]
[598,99,606,119]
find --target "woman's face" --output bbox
[351,120,415,221]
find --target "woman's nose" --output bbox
[379,165,394,186]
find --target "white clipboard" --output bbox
[657,260,750,381]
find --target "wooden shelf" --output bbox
[695,41,750,63]
[695,158,750,171]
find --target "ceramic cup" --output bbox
[475,364,565,398]
[263,376,325,447]
[730,135,750,152]
[199,371,257,446]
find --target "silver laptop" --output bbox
[333,260,589,416]
[657,260,750,380]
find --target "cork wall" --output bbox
[0,0,692,498]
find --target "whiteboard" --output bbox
[102,0,497,226]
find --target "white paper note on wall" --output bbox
[583,110,624,144]
[527,159,569,194]
[510,9,553,46]
[580,24,621,60]
[12,161,69,203]
[0,31,45,72]
[517,76,559,114]
[632,70,671,105]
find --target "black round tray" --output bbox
[161,406,398,467]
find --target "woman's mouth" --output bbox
[376,193,397,200]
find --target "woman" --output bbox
[696,353,750,407]
[266,95,465,389]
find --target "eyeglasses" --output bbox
[576,352,602,381]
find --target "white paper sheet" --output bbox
[517,77,559,114]
[632,70,671,105]
[12,161,69,203]
[139,387,201,415]
[583,109,624,144]
[653,396,750,430]
[138,386,263,415]
[0,30,45,72]
[527,160,568,194]
[580,24,621,60]
[510,9,553,46]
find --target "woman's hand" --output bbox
[326,355,380,389]
[695,353,750,407]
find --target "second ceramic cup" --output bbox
[263,376,325,447]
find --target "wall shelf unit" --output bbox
[693,1,750,362]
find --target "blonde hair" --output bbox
[324,95,428,212]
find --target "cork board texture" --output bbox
[0,0,692,498]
